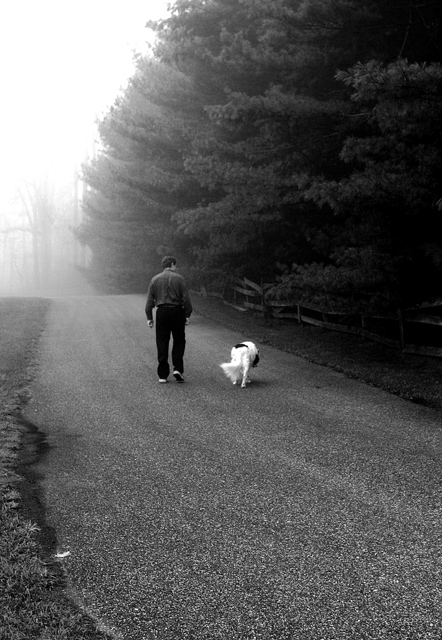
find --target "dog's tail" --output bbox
[220,354,243,384]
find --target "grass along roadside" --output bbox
[0,297,112,640]
[191,293,442,412]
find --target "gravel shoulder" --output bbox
[191,293,442,412]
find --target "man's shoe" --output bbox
[173,371,185,382]
[158,378,168,383]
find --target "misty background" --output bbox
[0,0,168,296]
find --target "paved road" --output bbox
[25,295,442,640]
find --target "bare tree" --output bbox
[16,176,55,291]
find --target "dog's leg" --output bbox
[241,360,250,388]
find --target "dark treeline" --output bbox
[80,0,442,313]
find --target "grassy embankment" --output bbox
[0,298,111,640]
[0,295,440,640]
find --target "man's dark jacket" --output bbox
[145,268,193,322]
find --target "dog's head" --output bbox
[252,351,260,368]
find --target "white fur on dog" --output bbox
[220,341,259,388]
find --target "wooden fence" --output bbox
[193,277,442,358]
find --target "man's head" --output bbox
[162,256,177,270]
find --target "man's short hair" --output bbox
[162,256,177,269]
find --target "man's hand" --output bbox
[185,317,190,326]
[147,320,154,328]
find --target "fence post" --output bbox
[397,308,405,349]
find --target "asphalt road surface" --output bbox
[25,295,442,640]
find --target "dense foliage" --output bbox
[80,0,442,311]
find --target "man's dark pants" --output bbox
[155,306,186,379]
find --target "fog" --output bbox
[0,0,169,297]
[0,169,96,297]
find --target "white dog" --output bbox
[220,341,260,388]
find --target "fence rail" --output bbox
[193,278,442,358]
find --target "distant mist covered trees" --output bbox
[80,0,442,312]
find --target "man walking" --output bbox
[145,256,193,383]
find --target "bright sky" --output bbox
[0,0,170,192]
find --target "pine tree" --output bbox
[279,59,442,312]
[80,59,205,291]
[81,0,442,300]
